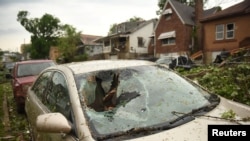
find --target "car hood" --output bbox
[130,97,250,141]
[16,76,37,84]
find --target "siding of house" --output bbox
[203,14,250,63]
[49,46,60,61]
[155,4,193,58]
[130,22,155,54]
[97,19,157,60]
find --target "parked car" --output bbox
[155,56,197,70]
[25,60,250,141]
[6,59,56,113]
[4,61,15,72]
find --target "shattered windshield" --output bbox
[76,65,214,138]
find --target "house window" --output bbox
[162,37,176,45]
[215,23,235,40]
[226,23,234,39]
[138,37,144,47]
[158,31,176,45]
[165,15,171,20]
[216,24,224,40]
[104,40,110,47]
[163,8,172,20]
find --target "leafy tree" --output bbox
[0,49,3,60]
[57,24,82,63]
[0,49,3,69]
[127,16,144,22]
[17,11,62,59]
[108,23,118,35]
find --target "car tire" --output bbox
[16,102,25,114]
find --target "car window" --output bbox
[156,57,175,64]
[45,72,71,120]
[17,62,54,77]
[32,71,53,100]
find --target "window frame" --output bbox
[32,71,53,101]
[137,37,144,47]
[161,37,176,45]
[215,24,224,40]
[226,23,235,39]
[46,72,70,115]
[104,40,110,47]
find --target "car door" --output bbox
[26,71,78,141]
[26,71,53,140]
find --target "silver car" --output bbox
[25,60,250,141]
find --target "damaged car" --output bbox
[25,60,250,141]
[156,56,197,70]
[6,59,56,113]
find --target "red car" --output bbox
[6,59,56,113]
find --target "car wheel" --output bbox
[16,102,25,114]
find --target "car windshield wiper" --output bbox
[171,102,219,120]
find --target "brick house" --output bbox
[153,0,218,59]
[200,0,250,64]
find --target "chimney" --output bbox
[194,0,203,51]
[194,0,203,25]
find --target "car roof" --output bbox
[16,59,54,65]
[50,60,156,74]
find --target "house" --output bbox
[78,34,103,60]
[200,0,250,64]
[153,0,219,59]
[95,19,158,60]
[49,34,103,62]
[49,46,60,61]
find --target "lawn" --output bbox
[0,82,30,141]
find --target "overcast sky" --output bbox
[0,0,244,52]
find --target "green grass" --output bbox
[0,82,30,141]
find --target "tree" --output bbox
[0,49,3,68]
[57,24,82,63]
[127,16,144,22]
[108,23,118,35]
[17,11,62,59]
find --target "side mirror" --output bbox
[36,113,72,133]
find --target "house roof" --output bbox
[94,19,158,42]
[163,0,219,26]
[128,18,158,33]
[201,0,250,22]
[80,34,103,45]
[169,0,195,25]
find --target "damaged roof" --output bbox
[94,19,158,42]
[80,34,103,44]
[201,0,250,22]
[166,0,219,25]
